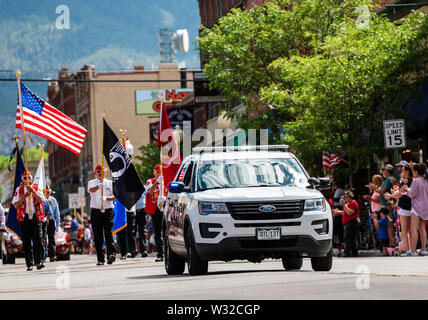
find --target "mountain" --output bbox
[0,0,201,154]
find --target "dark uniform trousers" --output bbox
[20,215,43,268]
[41,221,47,260]
[136,209,147,254]
[91,208,116,263]
[117,211,137,256]
[47,220,56,259]
[149,208,164,258]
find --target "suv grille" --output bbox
[226,200,304,220]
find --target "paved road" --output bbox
[1,254,428,300]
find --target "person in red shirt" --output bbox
[332,191,359,257]
[145,164,166,262]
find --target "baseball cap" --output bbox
[396,160,408,167]
[382,164,394,171]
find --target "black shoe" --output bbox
[96,261,104,266]
[107,255,116,265]
[131,251,138,258]
[27,266,33,271]
[120,255,126,260]
[155,256,164,262]
[50,257,56,262]
[141,252,148,258]
[36,264,45,270]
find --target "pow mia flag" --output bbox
[103,119,144,210]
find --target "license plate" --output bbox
[256,227,281,240]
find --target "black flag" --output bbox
[103,119,144,210]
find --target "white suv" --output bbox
[162,146,333,275]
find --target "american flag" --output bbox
[322,152,341,170]
[16,83,87,155]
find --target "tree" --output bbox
[134,142,161,184]
[197,0,428,179]
[198,0,369,142]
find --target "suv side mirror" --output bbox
[307,177,320,188]
[169,182,185,193]
[169,182,191,194]
[318,178,331,189]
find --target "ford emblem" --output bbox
[259,205,276,213]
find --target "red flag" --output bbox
[157,100,181,188]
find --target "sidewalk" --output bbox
[333,248,384,257]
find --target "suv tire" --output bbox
[186,227,208,276]
[311,247,333,271]
[282,255,303,270]
[164,233,185,275]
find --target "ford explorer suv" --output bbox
[162,145,333,275]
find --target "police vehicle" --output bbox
[162,145,332,275]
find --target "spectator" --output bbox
[332,191,359,257]
[401,163,428,256]
[385,163,412,255]
[372,208,390,256]
[369,164,394,215]
[332,182,345,247]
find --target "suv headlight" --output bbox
[304,198,326,212]
[199,202,229,215]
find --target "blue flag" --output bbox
[6,148,25,239]
[112,200,127,234]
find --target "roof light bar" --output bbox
[192,145,289,154]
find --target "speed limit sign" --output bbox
[384,119,406,149]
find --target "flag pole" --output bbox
[16,71,29,172]
[16,70,32,217]
[101,111,105,212]
[158,92,165,197]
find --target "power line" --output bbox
[0,78,197,83]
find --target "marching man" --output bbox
[145,164,167,262]
[12,170,45,271]
[88,163,116,266]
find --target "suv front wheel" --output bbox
[310,247,333,271]
[186,227,208,276]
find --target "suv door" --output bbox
[166,161,194,253]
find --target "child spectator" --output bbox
[372,208,390,256]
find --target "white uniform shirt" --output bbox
[0,203,5,229]
[87,178,114,210]
[12,186,44,220]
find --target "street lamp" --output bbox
[217,111,231,150]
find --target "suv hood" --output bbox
[192,187,324,202]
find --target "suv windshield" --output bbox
[196,158,309,191]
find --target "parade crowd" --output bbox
[328,161,428,257]
[3,157,428,271]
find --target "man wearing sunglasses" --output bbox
[88,163,116,266]
[12,170,45,271]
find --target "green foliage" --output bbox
[26,146,49,162]
[197,0,428,177]
[134,142,161,184]
[0,154,9,172]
